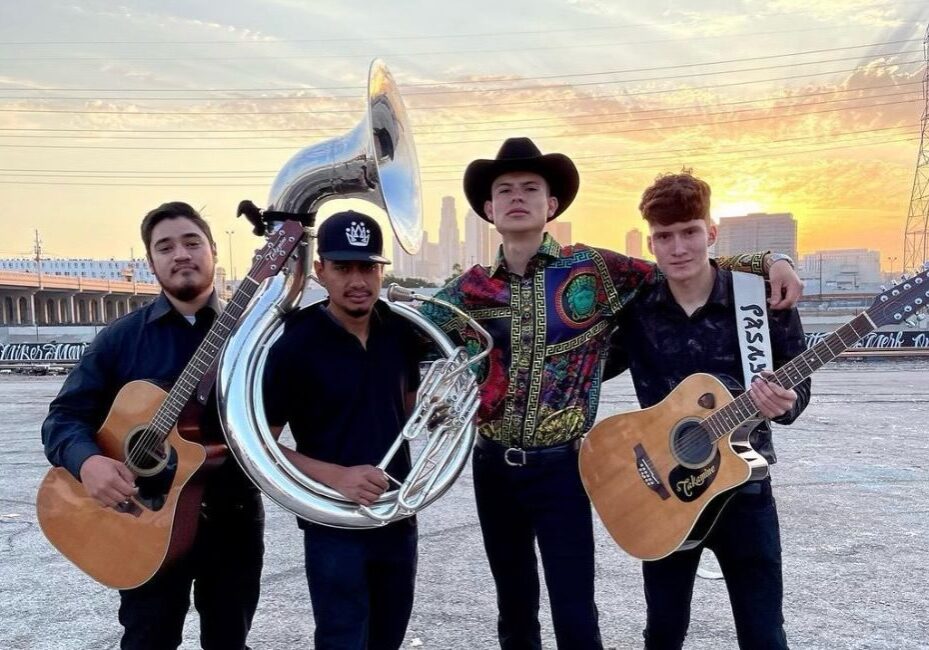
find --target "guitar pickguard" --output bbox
[667,451,721,502]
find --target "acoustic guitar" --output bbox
[36,220,304,589]
[580,265,929,561]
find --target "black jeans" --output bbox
[303,519,418,650]
[472,442,602,650]
[118,492,265,650]
[642,478,787,650]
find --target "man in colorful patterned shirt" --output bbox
[419,137,802,649]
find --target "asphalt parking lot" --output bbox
[2,361,928,649]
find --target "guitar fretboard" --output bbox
[702,312,875,441]
[146,276,261,443]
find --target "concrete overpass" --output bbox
[0,270,160,328]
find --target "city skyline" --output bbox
[1,2,928,275]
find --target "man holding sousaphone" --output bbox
[262,210,435,650]
[419,137,803,648]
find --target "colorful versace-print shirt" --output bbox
[419,234,767,449]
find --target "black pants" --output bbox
[642,478,787,650]
[303,519,418,650]
[118,493,265,650]
[472,442,602,650]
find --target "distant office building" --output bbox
[464,209,493,268]
[406,231,443,282]
[392,236,412,277]
[799,249,882,294]
[626,228,643,259]
[488,226,502,265]
[0,258,157,283]
[715,212,798,263]
[438,196,461,277]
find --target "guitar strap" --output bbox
[731,271,773,389]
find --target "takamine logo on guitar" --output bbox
[668,453,722,502]
[675,464,717,499]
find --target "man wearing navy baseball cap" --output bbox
[316,209,391,265]
[263,209,427,649]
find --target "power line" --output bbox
[2,58,921,116]
[2,0,923,46]
[420,135,921,181]
[401,50,925,98]
[0,126,917,179]
[0,124,916,178]
[414,98,922,145]
[4,92,913,150]
[0,134,908,182]
[0,88,921,140]
[1,42,920,98]
[3,81,925,133]
[2,35,922,63]
[423,124,919,170]
[0,134,914,188]
[0,89,919,142]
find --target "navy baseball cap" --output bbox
[316,210,390,264]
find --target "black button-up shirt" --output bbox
[263,300,424,515]
[41,292,257,501]
[606,267,811,465]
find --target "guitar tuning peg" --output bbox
[905,317,918,327]
[880,285,887,292]
[923,261,929,270]
[891,278,899,286]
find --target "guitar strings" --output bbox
[123,277,258,472]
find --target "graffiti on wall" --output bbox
[804,331,929,350]
[0,342,89,362]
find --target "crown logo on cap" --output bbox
[345,221,370,247]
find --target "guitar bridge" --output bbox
[635,444,670,500]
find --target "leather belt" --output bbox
[474,435,581,467]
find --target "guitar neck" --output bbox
[148,276,260,439]
[704,312,875,441]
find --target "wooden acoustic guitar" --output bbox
[36,220,304,589]
[579,265,929,561]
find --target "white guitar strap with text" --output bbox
[731,271,773,389]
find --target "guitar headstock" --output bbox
[246,220,306,282]
[867,263,929,328]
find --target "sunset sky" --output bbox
[1,0,928,275]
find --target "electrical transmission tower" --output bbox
[903,23,929,273]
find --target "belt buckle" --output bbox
[504,447,527,467]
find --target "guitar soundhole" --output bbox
[123,428,179,513]
[671,420,715,468]
[125,427,171,477]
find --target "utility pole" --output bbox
[903,22,929,273]
[33,229,43,286]
[33,229,42,339]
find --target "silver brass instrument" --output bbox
[217,60,491,528]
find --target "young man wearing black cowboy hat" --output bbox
[263,210,428,650]
[419,137,802,649]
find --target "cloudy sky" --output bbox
[1,0,927,275]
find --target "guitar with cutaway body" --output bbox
[36,220,305,589]
[580,265,929,561]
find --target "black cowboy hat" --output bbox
[463,137,579,223]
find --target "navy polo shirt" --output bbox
[263,299,424,497]
[41,292,257,502]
